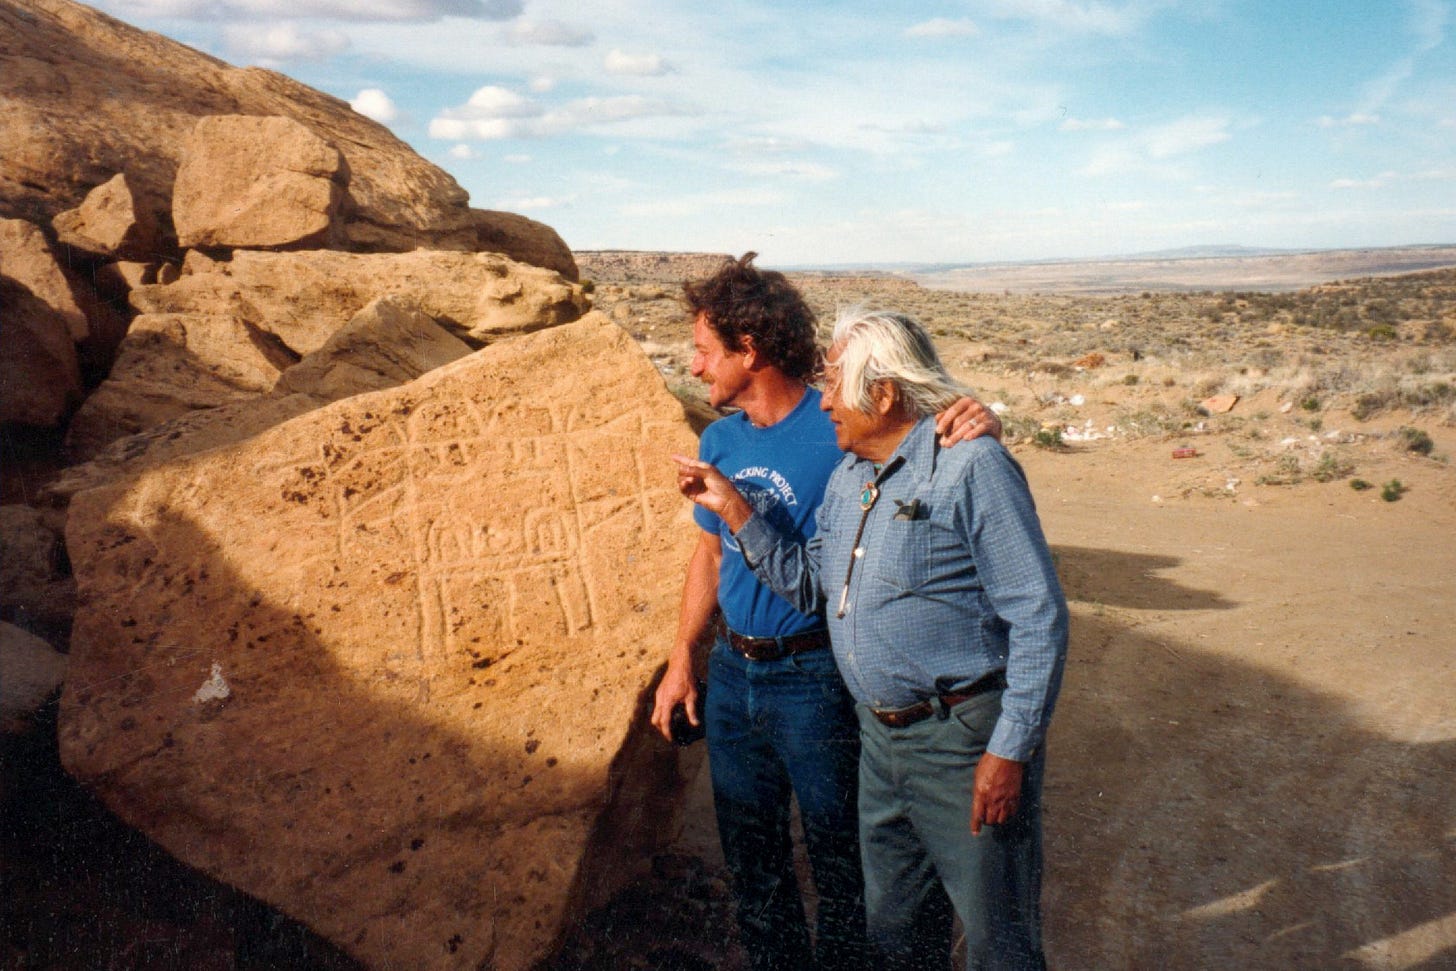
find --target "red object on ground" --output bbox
[1172,447,1198,459]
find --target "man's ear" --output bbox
[870,379,899,416]
[739,334,758,369]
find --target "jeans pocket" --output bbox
[948,690,1001,749]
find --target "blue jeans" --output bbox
[706,635,866,971]
[857,690,1046,971]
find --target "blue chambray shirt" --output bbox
[735,416,1069,762]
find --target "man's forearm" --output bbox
[670,533,722,662]
[733,512,826,617]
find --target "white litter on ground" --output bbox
[193,662,230,704]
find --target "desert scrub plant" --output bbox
[1350,478,1373,491]
[999,414,1042,444]
[1398,426,1434,455]
[1381,479,1407,502]
[1256,453,1305,486]
[1311,451,1355,483]
[1351,390,1397,421]
[1032,426,1065,449]
[1116,405,1187,438]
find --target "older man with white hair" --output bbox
[675,308,1068,971]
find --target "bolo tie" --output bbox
[836,457,903,618]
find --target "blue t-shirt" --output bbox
[695,387,842,637]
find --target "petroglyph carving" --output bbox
[61,314,700,971]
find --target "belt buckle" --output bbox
[733,634,783,662]
[745,640,780,661]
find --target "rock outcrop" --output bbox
[60,314,698,970]
[1,622,68,734]
[472,209,579,282]
[1,220,87,425]
[173,116,348,251]
[64,250,586,458]
[52,173,167,261]
[0,504,74,643]
[576,251,731,286]
[0,0,473,252]
[274,296,474,400]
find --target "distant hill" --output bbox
[899,244,1456,294]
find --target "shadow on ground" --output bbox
[1044,599,1454,968]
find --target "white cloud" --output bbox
[495,196,567,210]
[1060,117,1126,132]
[429,117,513,139]
[350,88,399,123]
[1081,116,1231,176]
[507,20,593,46]
[860,120,949,135]
[462,85,539,116]
[905,17,979,38]
[540,95,692,131]
[619,188,786,219]
[726,135,817,155]
[447,143,480,159]
[99,0,520,21]
[429,86,541,138]
[1317,113,1381,128]
[1331,174,1394,190]
[1144,116,1231,158]
[430,89,692,141]
[604,49,673,76]
[728,160,839,181]
[976,0,1149,35]
[222,23,348,62]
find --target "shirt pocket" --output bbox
[871,505,953,593]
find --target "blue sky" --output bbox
[91,0,1455,266]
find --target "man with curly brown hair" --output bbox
[651,254,1000,970]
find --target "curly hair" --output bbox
[682,252,819,381]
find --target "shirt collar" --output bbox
[845,415,940,483]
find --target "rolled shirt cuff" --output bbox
[733,511,777,567]
[989,716,1044,763]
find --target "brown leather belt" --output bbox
[870,671,1007,728]
[726,628,830,662]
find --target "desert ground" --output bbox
[5,253,1454,969]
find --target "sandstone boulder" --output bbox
[275,296,473,400]
[471,209,579,281]
[129,249,588,355]
[0,275,83,427]
[0,504,75,643]
[1,622,68,734]
[63,313,294,459]
[63,250,585,457]
[61,313,698,970]
[0,217,89,341]
[52,172,167,260]
[0,217,131,387]
[1,0,473,252]
[173,116,347,251]
[45,394,320,503]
